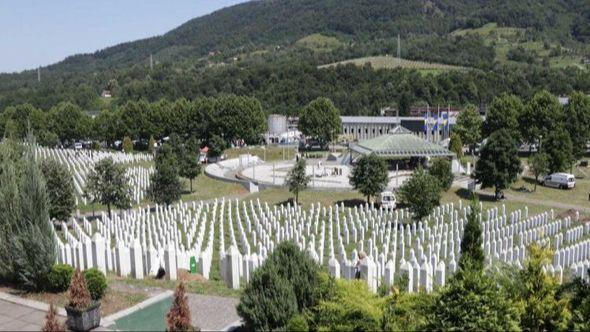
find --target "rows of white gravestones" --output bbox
[217,199,590,292]
[52,197,590,293]
[53,200,217,281]
[36,147,154,205]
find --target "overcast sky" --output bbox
[0,0,249,73]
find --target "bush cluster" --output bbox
[83,268,107,300]
[47,264,74,292]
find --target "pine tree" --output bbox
[8,136,57,290]
[68,269,92,309]
[449,133,463,158]
[42,302,65,332]
[458,199,484,271]
[166,282,194,332]
[122,136,134,153]
[286,159,310,204]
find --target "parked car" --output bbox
[377,191,396,210]
[539,173,575,189]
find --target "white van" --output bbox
[540,173,575,189]
[378,191,396,210]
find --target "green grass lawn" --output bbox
[296,33,344,52]
[441,186,568,217]
[243,188,365,209]
[181,175,247,202]
[224,145,297,162]
[319,56,468,73]
[111,274,240,298]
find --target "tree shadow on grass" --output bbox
[335,198,367,208]
[454,188,498,202]
[274,197,297,207]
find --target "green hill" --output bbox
[0,0,588,112]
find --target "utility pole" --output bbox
[37,67,41,82]
[397,34,401,66]
[150,54,153,70]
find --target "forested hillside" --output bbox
[0,0,588,114]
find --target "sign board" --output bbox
[190,256,197,274]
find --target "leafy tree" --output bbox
[149,144,182,205]
[85,158,132,219]
[398,167,441,220]
[122,136,133,153]
[425,267,521,331]
[483,93,523,140]
[519,90,563,146]
[529,152,549,192]
[207,134,227,159]
[237,242,320,330]
[543,127,574,174]
[178,138,202,193]
[459,199,484,271]
[349,154,389,203]
[120,100,150,140]
[428,158,453,191]
[41,159,75,221]
[564,91,590,161]
[298,97,342,144]
[475,129,521,200]
[453,105,482,157]
[517,244,570,331]
[93,109,122,148]
[449,133,463,158]
[286,158,310,204]
[212,95,267,144]
[48,102,91,144]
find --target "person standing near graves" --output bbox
[355,252,366,279]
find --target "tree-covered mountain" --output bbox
[0,0,588,113]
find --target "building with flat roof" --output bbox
[341,116,399,141]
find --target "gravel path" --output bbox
[187,294,241,331]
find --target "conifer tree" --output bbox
[459,199,484,271]
[166,282,194,332]
[42,302,65,332]
[286,158,310,204]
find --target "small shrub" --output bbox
[83,268,107,300]
[287,314,309,332]
[68,269,92,309]
[166,282,195,332]
[48,264,74,292]
[42,302,65,332]
[122,136,134,153]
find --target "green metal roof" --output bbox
[350,126,454,158]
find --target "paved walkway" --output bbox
[0,299,65,331]
[187,294,241,331]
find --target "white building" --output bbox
[341,116,399,141]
